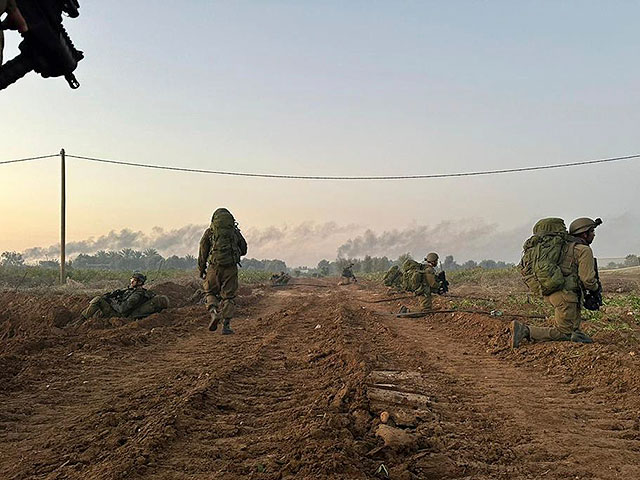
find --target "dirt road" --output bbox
[2,280,640,479]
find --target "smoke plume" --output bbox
[337,220,531,263]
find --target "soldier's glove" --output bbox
[435,272,449,294]
[583,289,603,311]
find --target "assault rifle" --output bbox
[0,0,83,90]
[104,288,125,302]
[436,270,449,294]
[582,258,603,311]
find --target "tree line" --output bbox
[0,250,560,275]
[0,249,288,272]
[605,254,640,269]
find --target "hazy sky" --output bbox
[1,1,639,266]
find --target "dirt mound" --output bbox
[149,281,198,308]
[0,291,89,344]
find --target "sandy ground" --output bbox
[2,277,640,479]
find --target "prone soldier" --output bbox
[270,271,291,286]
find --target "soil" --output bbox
[2,277,640,479]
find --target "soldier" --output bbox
[401,253,445,311]
[198,208,248,335]
[341,263,357,284]
[81,272,169,321]
[511,217,602,348]
[418,252,444,311]
[270,271,291,286]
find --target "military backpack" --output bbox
[383,265,401,286]
[519,218,572,296]
[208,210,244,267]
[401,259,424,292]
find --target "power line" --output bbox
[65,152,640,180]
[0,154,59,165]
[2,152,639,180]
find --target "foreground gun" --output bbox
[436,270,449,294]
[0,0,83,90]
[582,258,603,311]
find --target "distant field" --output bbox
[601,265,640,275]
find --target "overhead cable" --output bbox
[65,153,640,180]
[3,152,639,180]
[0,154,59,165]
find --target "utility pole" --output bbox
[60,148,66,284]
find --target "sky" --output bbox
[1,1,639,267]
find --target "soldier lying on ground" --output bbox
[270,271,291,286]
[80,272,169,321]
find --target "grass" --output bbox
[0,265,278,290]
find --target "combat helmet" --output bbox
[569,217,602,236]
[425,252,439,264]
[211,208,232,221]
[131,272,147,284]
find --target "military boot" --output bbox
[571,331,593,344]
[222,319,234,335]
[208,312,220,332]
[510,320,530,349]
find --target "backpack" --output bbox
[383,265,401,286]
[519,218,571,296]
[401,259,424,292]
[208,210,243,266]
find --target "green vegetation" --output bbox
[0,265,195,289]
[237,269,273,284]
[0,264,273,289]
[448,267,523,287]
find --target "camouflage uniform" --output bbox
[198,210,247,332]
[341,265,356,284]
[528,237,598,341]
[82,286,169,320]
[271,272,291,286]
[417,263,441,311]
[401,259,441,311]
